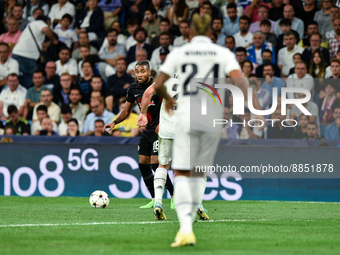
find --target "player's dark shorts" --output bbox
[138,130,159,156]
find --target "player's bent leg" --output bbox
[171,169,196,247]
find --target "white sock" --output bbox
[154,167,167,204]
[190,177,206,222]
[174,176,193,235]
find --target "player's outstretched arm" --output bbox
[137,83,156,128]
[103,101,133,133]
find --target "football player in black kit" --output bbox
[104,61,174,209]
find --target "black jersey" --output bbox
[126,78,162,131]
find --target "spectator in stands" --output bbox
[244,0,270,23]
[0,18,22,53]
[77,44,91,77]
[72,32,98,60]
[274,5,304,39]
[125,18,139,52]
[290,92,319,124]
[288,53,302,75]
[225,36,236,52]
[28,8,44,23]
[4,125,16,135]
[0,73,26,120]
[90,74,113,111]
[286,61,314,99]
[83,97,115,135]
[234,15,252,48]
[259,20,277,50]
[261,63,285,100]
[75,0,106,41]
[212,18,225,46]
[112,97,140,137]
[222,3,240,37]
[126,27,153,65]
[97,0,121,31]
[267,108,294,139]
[43,61,60,92]
[314,0,332,34]
[110,21,126,45]
[49,0,75,28]
[165,0,188,35]
[325,105,340,140]
[109,58,134,106]
[5,104,30,135]
[238,107,262,139]
[24,70,47,120]
[67,118,81,136]
[12,5,28,31]
[31,103,56,134]
[150,18,174,49]
[69,86,88,124]
[276,18,300,53]
[246,31,275,65]
[220,106,239,139]
[249,74,271,110]
[319,80,340,125]
[150,32,173,69]
[249,5,274,33]
[58,104,73,135]
[309,50,327,80]
[221,0,244,19]
[127,49,149,77]
[88,119,111,136]
[278,32,304,77]
[329,18,340,59]
[0,43,19,90]
[154,46,169,74]
[32,89,61,124]
[142,7,161,39]
[12,16,59,88]
[295,0,319,33]
[241,60,253,77]
[39,117,59,136]
[191,0,221,20]
[290,114,309,139]
[78,61,93,104]
[55,47,78,83]
[302,33,329,70]
[173,19,189,47]
[100,28,127,68]
[23,0,49,21]
[299,21,327,49]
[269,0,285,21]
[54,14,78,51]
[235,46,247,66]
[53,72,72,107]
[255,49,280,78]
[151,0,167,17]
[327,58,340,79]
[307,122,320,140]
[321,6,339,40]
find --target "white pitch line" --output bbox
[0,219,273,228]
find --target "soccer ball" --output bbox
[89,190,110,208]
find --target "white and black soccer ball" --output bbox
[89,190,110,208]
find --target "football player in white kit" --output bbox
[148,14,248,247]
[137,74,210,221]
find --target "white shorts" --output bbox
[158,136,173,166]
[172,125,220,170]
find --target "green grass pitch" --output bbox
[0,197,339,255]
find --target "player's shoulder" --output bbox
[128,81,139,91]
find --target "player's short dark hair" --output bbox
[107,28,118,36]
[225,35,235,43]
[239,15,250,25]
[133,27,147,39]
[160,17,170,24]
[262,49,272,56]
[145,7,157,15]
[7,105,18,115]
[37,104,48,113]
[227,3,237,10]
[61,104,72,114]
[260,19,271,27]
[61,13,73,24]
[279,18,292,27]
[135,61,150,69]
[283,31,295,38]
[235,47,246,54]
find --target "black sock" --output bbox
[151,164,174,196]
[139,163,155,198]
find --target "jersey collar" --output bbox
[190,36,212,44]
